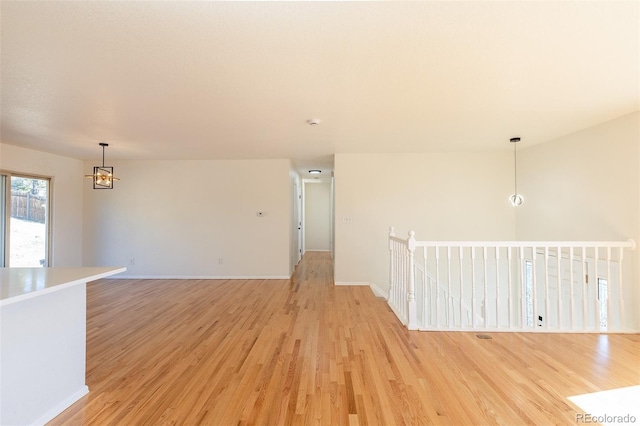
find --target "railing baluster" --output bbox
[396,244,400,317]
[618,247,625,331]
[391,242,395,306]
[495,247,500,329]
[532,246,538,330]
[471,247,476,329]
[519,246,525,329]
[507,247,512,329]
[391,241,396,306]
[423,247,428,328]
[557,246,562,330]
[544,247,550,330]
[404,246,408,321]
[447,246,452,327]
[570,247,575,330]
[606,246,611,330]
[389,228,395,305]
[594,247,600,331]
[400,243,404,313]
[398,243,402,312]
[403,246,408,321]
[582,246,589,330]
[459,246,464,328]
[407,231,417,330]
[399,245,403,319]
[435,247,441,328]
[483,247,488,329]
[393,242,398,308]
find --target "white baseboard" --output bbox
[334,281,369,286]
[110,275,291,280]
[33,386,88,426]
[369,282,388,299]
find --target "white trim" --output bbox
[415,327,640,334]
[32,386,88,426]
[110,275,291,280]
[389,303,407,326]
[305,249,331,252]
[334,281,369,286]
[369,282,388,299]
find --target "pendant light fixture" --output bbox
[85,143,119,189]
[509,137,523,206]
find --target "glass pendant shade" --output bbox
[509,194,524,206]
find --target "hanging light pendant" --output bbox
[85,143,120,189]
[509,137,523,206]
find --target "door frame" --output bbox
[301,178,332,256]
[0,170,53,267]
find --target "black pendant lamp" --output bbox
[85,143,120,189]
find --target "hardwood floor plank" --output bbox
[49,252,639,425]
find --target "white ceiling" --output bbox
[1,1,638,175]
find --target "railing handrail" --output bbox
[389,236,408,244]
[413,240,636,250]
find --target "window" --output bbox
[0,173,51,267]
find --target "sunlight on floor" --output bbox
[569,385,640,425]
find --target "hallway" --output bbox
[51,251,639,425]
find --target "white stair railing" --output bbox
[388,228,410,326]
[413,258,484,328]
[388,227,636,332]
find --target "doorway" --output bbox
[0,173,51,267]
[302,180,332,254]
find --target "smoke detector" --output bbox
[306,119,320,126]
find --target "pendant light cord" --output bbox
[514,141,518,195]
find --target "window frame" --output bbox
[0,170,53,267]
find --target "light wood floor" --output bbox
[51,251,639,425]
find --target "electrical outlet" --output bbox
[130,258,135,265]
[342,216,353,223]
[218,258,224,265]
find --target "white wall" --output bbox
[334,152,515,292]
[0,143,84,267]
[517,111,640,329]
[304,180,331,251]
[83,159,291,278]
